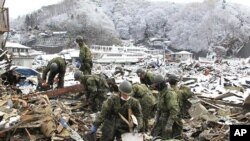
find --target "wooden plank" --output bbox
[23,84,85,99]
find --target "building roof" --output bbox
[5,42,30,49]
[172,51,192,55]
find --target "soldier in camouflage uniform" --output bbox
[76,36,93,75]
[74,71,109,112]
[132,83,156,132]
[89,80,143,141]
[114,66,125,77]
[136,68,155,87]
[168,74,193,119]
[106,78,119,93]
[151,74,182,140]
[42,57,66,89]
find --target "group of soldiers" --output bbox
[40,35,193,141]
[41,35,93,89]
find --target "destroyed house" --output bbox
[31,31,70,54]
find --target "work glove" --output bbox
[89,125,97,134]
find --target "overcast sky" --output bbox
[5,0,63,19]
[4,0,250,19]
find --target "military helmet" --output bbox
[75,35,84,43]
[152,74,165,84]
[50,63,58,72]
[118,80,132,95]
[167,74,179,82]
[74,71,83,80]
[136,68,145,75]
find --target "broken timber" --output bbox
[197,95,243,108]
[23,84,85,99]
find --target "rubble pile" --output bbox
[1,58,250,140]
[0,85,93,141]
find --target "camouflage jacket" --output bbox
[79,43,92,63]
[172,85,192,116]
[140,71,155,86]
[132,83,156,118]
[93,95,143,130]
[42,57,66,81]
[156,87,180,122]
[79,74,109,99]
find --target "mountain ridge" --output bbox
[10,0,250,54]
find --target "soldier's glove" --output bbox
[165,119,174,133]
[89,125,97,134]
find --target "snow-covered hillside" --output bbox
[11,0,250,52]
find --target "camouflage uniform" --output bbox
[93,95,143,141]
[152,87,182,140]
[173,85,192,119]
[79,42,92,75]
[140,71,155,87]
[114,67,125,77]
[78,74,109,112]
[42,57,66,88]
[132,83,156,132]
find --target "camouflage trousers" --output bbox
[100,118,129,141]
[141,118,149,132]
[88,95,107,112]
[151,116,183,139]
[80,62,92,75]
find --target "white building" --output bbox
[171,51,193,62]
[5,42,45,67]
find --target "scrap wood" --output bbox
[0,100,7,106]
[25,128,36,141]
[17,84,84,100]
[40,117,57,137]
[11,97,28,107]
[20,114,54,127]
[20,114,43,122]
[229,112,241,117]
[214,92,237,100]
[18,121,41,128]
[68,103,85,111]
[69,116,89,131]
[51,136,65,140]
[199,98,227,111]
[197,96,243,107]
[210,129,229,141]
[0,121,23,134]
